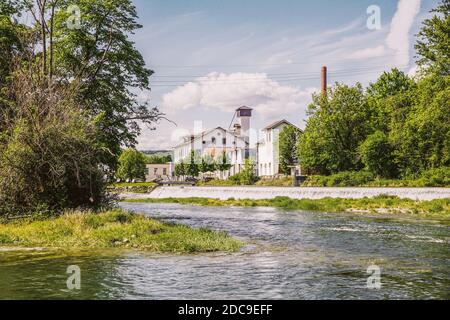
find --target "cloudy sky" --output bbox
[131,0,436,150]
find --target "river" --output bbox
[0,202,449,299]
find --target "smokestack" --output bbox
[321,66,327,96]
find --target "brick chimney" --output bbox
[321,66,327,96]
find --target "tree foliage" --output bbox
[299,83,373,175]
[0,0,162,216]
[415,0,450,76]
[279,125,301,174]
[116,149,147,181]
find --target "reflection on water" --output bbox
[0,203,449,299]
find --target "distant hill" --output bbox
[140,150,172,156]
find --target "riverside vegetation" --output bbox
[0,210,242,252]
[201,167,450,187]
[124,196,450,218]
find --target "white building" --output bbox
[256,120,297,177]
[172,106,301,179]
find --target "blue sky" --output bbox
[131,0,438,150]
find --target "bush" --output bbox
[417,167,450,187]
[303,171,375,187]
[0,71,108,218]
[359,131,397,178]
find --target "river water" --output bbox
[0,203,449,300]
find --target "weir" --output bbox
[125,186,450,201]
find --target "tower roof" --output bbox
[236,106,253,111]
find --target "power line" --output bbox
[149,67,408,87]
[150,64,404,79]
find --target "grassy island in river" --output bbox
[0,210,242,253]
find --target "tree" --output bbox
[367,69,416,133]
[358,131,396,178]
[186,151,199,178]
[146,154,172,164]
[298,83,372,174]
[5,0,165,170]
[279,125,301,174]
[199,154,216,174]
[0,66,106,217]
[116,149,147,181]
[216,151,232,172]
[415,0,450,76]
[393,75,450,175]
[241,159,258,185]
[174,161,187,179]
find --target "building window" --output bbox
[202,141,206,144]
[154,168,158,175]
[163,168,167,175]
[212,137,216,144]
[222,138,226,145]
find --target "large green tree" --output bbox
[299,83,373,174]
[4,0,163,169]
[116,148,147,181]
[415,0,450,76]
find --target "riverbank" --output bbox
[0,210,242,253]
[123,196,450,218]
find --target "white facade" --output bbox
[171,105,300,179]
[257,120,296,177]
[173,127,248,178]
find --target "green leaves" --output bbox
[299,83,371,175]
[415,0,450,76]
[279,125,301,175]
[116,148,147,181]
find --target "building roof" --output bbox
[263,119,296,131]
[174,127,248,149]
[236,106,253,111]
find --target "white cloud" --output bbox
[348,45,386,60]
[386,0,421,65]
[162,72,317,119]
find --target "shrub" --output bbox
[303,171,375,187]
[417,167,450,187]
[359,131,397,178]
[0,71,107,218]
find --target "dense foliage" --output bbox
[0,0,160,216]
[278,125,302,174]
[116,149,147,181]
[145,154,172,164]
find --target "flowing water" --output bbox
[0,203,449,300]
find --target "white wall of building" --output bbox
[257,123,291,177]
[173,127,247,177]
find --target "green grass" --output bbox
[108,182,157,194]
[256,177,293,187]
[197,179,239,186]
[110,182,157,188]
[0,209,242,253]
[123,196,450,218]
